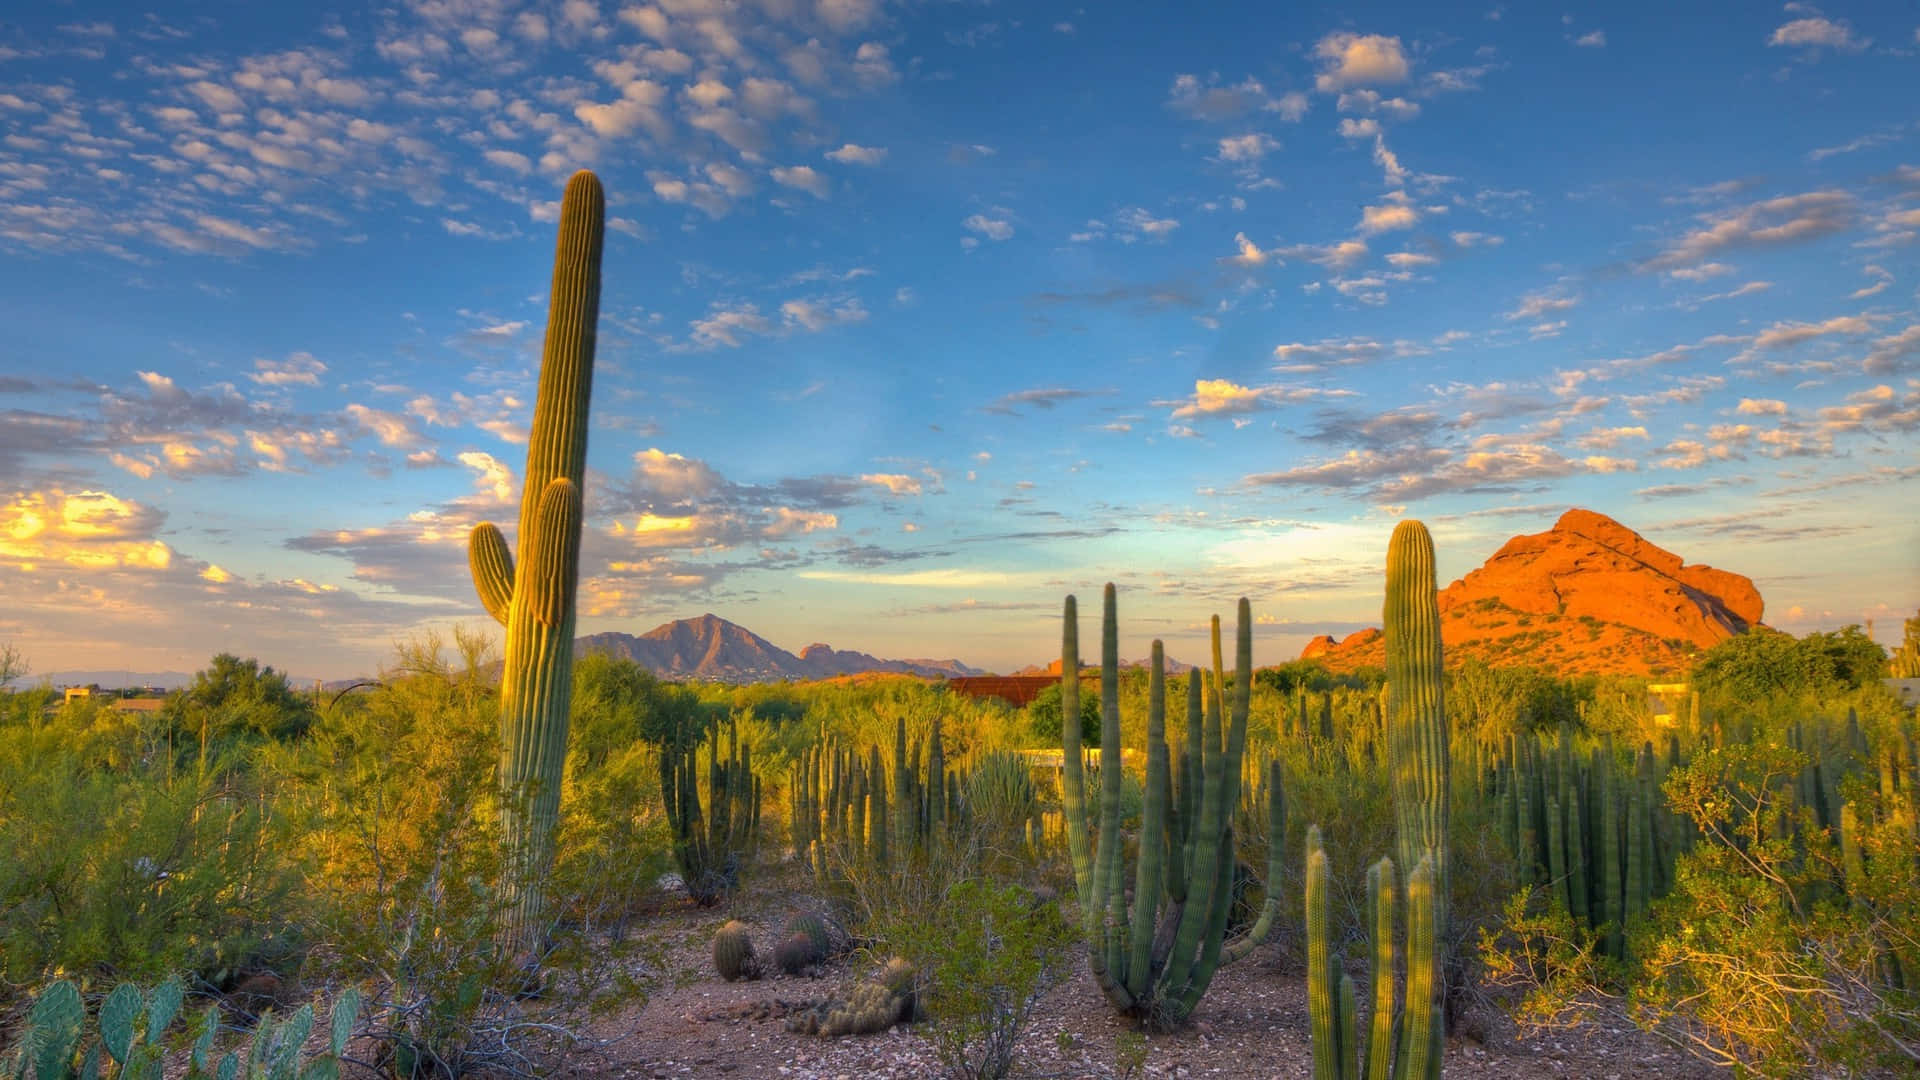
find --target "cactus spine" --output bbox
[1060,586,1283,1029]
[466,170,603,956]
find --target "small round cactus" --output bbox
[775,931,822,976]
[713,920,759,982]
[783,911,832,958]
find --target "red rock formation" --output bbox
[1303,509,1763,677]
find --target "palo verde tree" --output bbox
[466,169,605,959]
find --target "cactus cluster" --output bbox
[786,959,917,1037]
[788,712,979,883]
[1058,586,1285,1030]
[1495,727,1680,958]
[465,170,604,956]
[6,978,360,1080]
[1306,830,1440,1080]
[661,715,761,906]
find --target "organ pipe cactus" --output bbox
[466,169,604,957]
[1060,586,1283,1030]
[662,716,760,905]
[1306,834,1439,1080]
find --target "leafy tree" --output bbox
[0,642,24,689]
[1025,680,1099,744]
[166,654,316,768]
[1692,626,1887,703]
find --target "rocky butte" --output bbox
[1300,509,1764,677]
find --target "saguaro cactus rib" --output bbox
[464,169,604,958]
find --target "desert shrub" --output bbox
[0,710,304,993]
[1025,682,1100,745]
[868,874,1075,1080]
[270,630,652,1077]
[1482,736,1920,1076]
[1692,625,1886,706]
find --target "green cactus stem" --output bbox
[1366,857,1399,1080]
[1307,827,1342,1080]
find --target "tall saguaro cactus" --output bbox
[467,169,605,958]
[1369,519,1449,1079]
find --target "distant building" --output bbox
[945,676,1061,707]
[114,697,168,715]
[63,686,95,705]
[1646,682,1690,727]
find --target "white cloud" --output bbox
[1313,32,1410,92]
[1574,29,1606,47]
[1644,190,1853,271]
[1217,133,1279,161]
[1747,315,1873,352]
[634,448,724,499]
[1360,201,1418,233]
[771,164,830,198]
[825,143,886,165]
[250,353,327,387]
[345,404,422,449]
[1851,265,1892,299]
[1768,17,1868,51]
[1224,232,1271,267]
[1506,292,1578,321]
[860,473,922,496]
[1665,262,1733,282]
[963,214,1013,241]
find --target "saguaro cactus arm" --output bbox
[469,522,514,625]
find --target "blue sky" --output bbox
[1,1,1916,679]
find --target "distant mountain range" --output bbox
[577,613,986,683]
[25,669,335,693]
[18,615,983,691]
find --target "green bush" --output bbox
[1026,682,1100,745]
[869,877,1075,1079]
[0,718,303,990]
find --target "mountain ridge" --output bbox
[577,613,986,683]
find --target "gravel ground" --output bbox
[566,873,1723,1080]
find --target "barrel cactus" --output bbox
[713,920,760,982]
[775,931,823,976]
[466,169,605,957]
